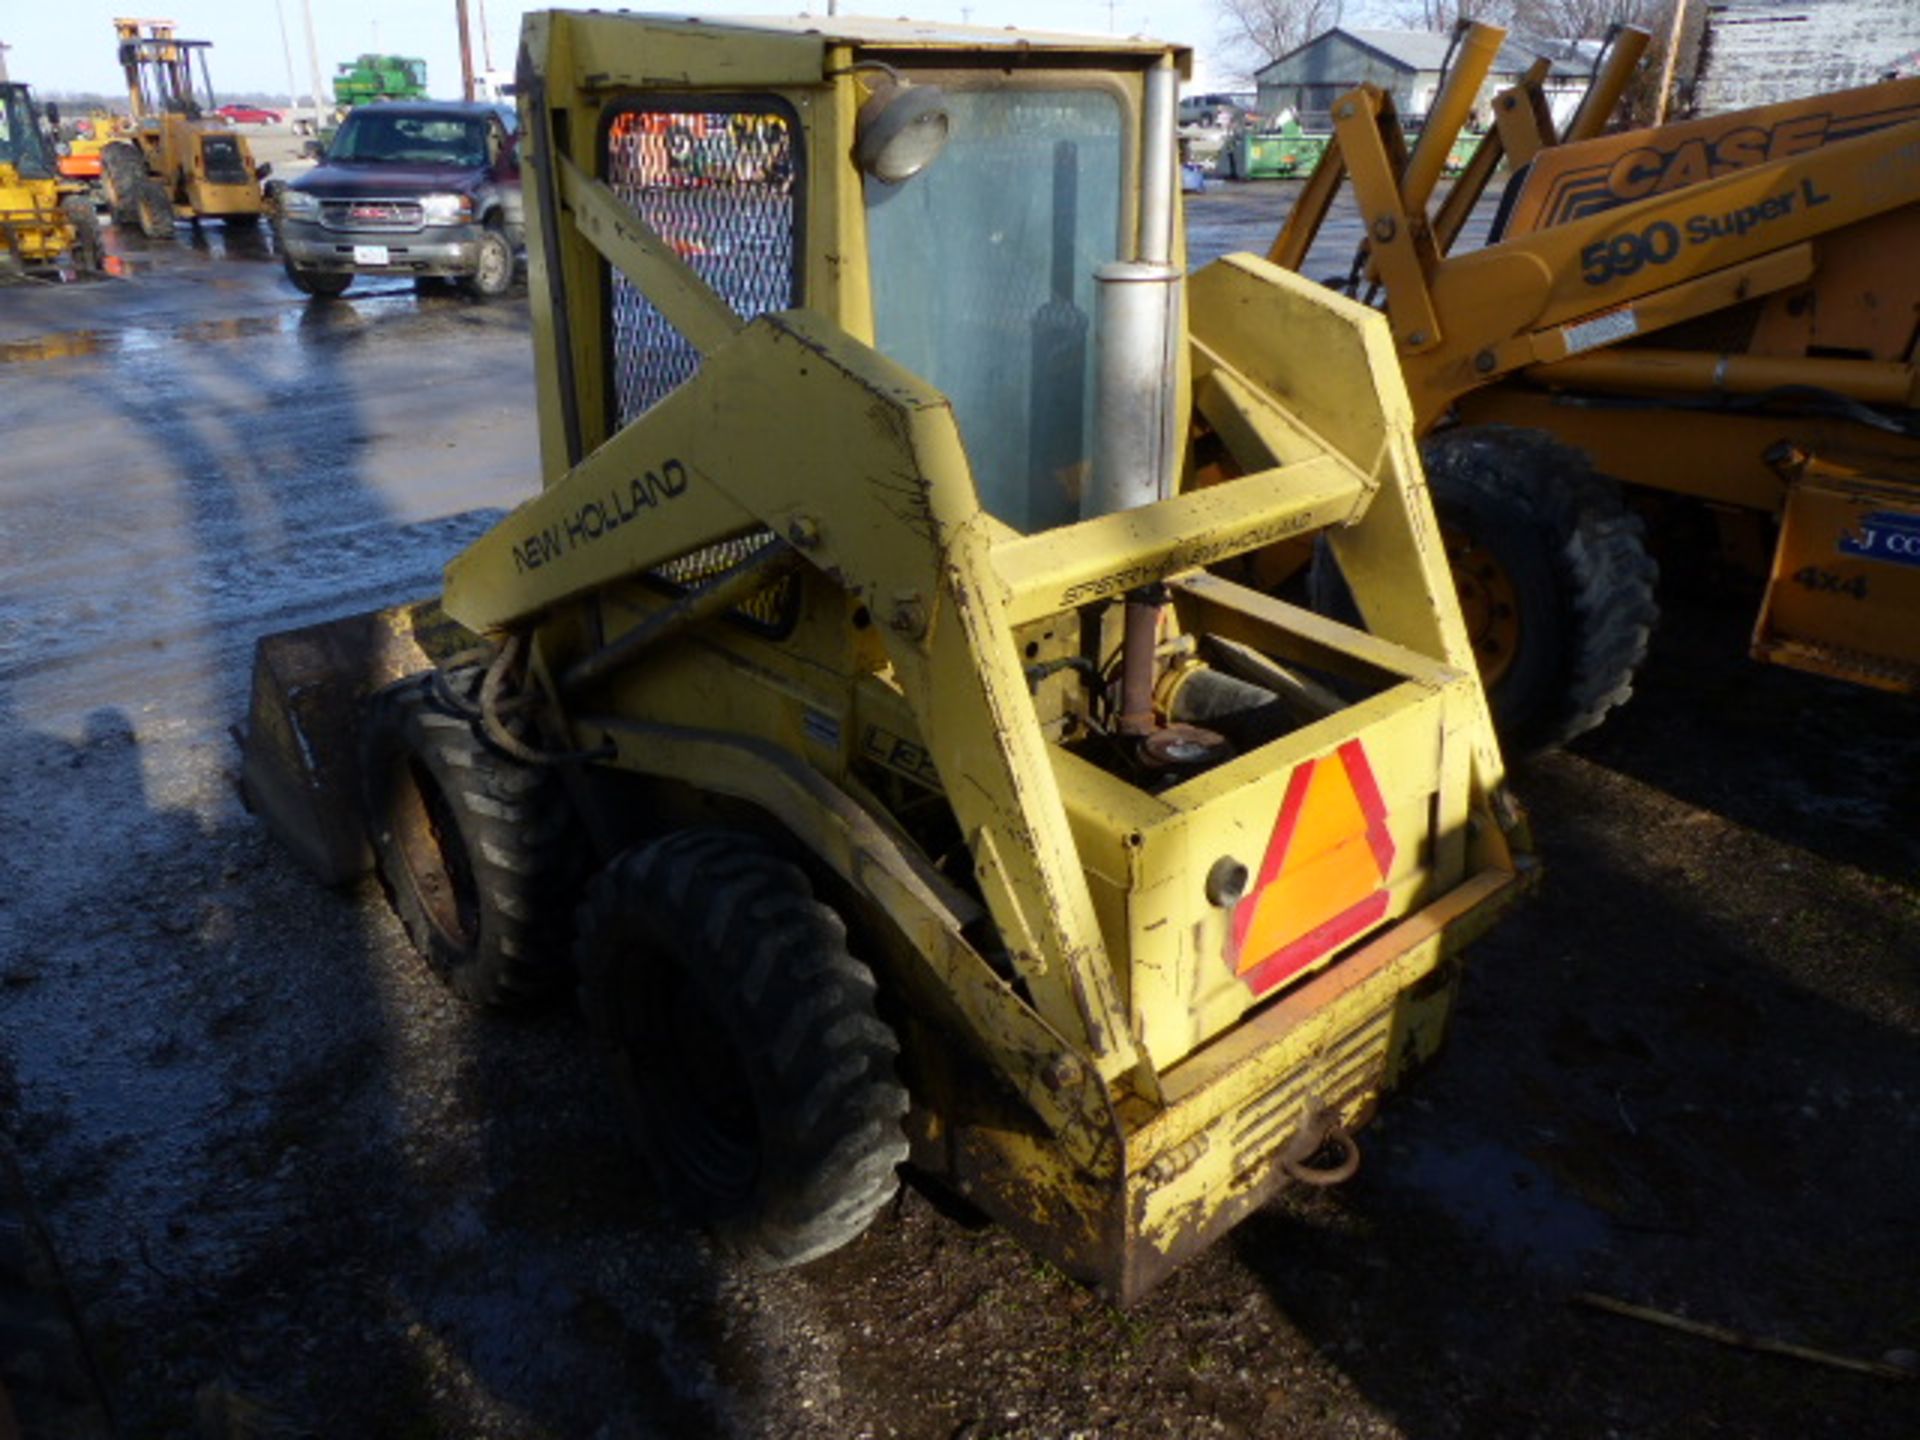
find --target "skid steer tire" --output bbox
[1311,425,1658,752]
[576,829,911,1270]
[361,669,582,1008]
[133,180,176,240]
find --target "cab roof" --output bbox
[619,12,1190,66]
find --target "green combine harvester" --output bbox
[332,54,429,108]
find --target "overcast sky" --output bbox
[0,1,1363,97]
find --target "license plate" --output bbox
[352,244,390,266]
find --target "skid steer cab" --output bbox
[242,11,1530,1302]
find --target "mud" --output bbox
[0,194,1915,1439]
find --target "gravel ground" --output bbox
[0,183,1915,1439]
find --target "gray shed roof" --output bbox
[1510,34,1611,79]
[1255,26,1580,81]
[1343,28,1462,71]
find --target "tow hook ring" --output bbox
[1279,1098,1361,1188]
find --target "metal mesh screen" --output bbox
[605,107,800,420]
[603,103,802,634]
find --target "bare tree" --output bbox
[1214,0,1346,76]
[1389,0,1519,31]
[1506,0,1698,125]
[1511,0,1660,39]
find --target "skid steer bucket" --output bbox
[240,601,476,885]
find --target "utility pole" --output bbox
[272,1,300,112]
[456,0,476,102]
[300,0,327,132]
[477,0,495,74]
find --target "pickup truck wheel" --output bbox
[1309,425,1658,751]
[283,259,351,298]
[361,668,583,1008]
[576,829,911,1269]
[462,223,515,299]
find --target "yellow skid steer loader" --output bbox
[241,12,1530,1302]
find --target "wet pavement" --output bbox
[0,193,1915,1439]
[1,221,533,727]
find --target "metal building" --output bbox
[1253,26,1598,130]
[1693,0,1920,112]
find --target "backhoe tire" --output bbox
[1310,425,1658,752]
[99,142,145,228]
[576,829,911,1270]
[284,259,352,298]
[361,668,583,1008]
[133,180,176,240]
[460,222,515,300]
[59,196,103,275]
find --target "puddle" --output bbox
[113,310,303,354]
[1396,1137,1611,1274]
[1,292,434,364]
[0,332,108,364]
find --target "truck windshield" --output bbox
[866,85,1125,533]
[0,86,55,179]
[330,112,487,166]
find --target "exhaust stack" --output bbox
[1085,61,1181,521]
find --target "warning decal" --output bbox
[1230,740,1396,997]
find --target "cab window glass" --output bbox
[865,87,1125,533]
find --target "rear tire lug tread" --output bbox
[576,827,908,1269]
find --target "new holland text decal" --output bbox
[510,459,690,572]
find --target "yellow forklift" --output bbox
[241,11,1532,1301]
[100,17,270,237]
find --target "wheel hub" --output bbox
[1444,522,1522,688]
[391,755,480,949]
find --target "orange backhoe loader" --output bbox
[1260,22,1920,747]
